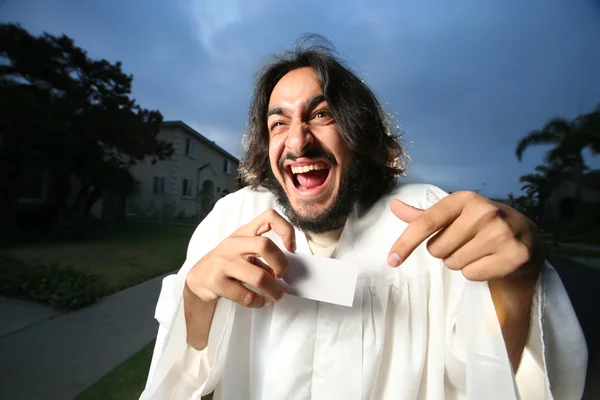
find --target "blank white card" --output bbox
[280,252,359,307]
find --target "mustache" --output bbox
[278,149,337,171]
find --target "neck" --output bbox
[305,225,344,245]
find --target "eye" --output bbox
[312,109,333,120]
[270,121,285,131]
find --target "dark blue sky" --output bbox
[2,0,600,198]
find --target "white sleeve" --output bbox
[139,199,237,400]
[445,262,588,399]
[515,261,588,399]
[424,185,587,399]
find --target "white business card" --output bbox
[280,252,359,307]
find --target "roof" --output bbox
[162,120,239,163]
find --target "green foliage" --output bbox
[515,104,599,227]
[515,105,600,165]
[516,163,563,222]
[0,255,108,310]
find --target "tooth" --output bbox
[291,162,329,174]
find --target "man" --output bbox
[141,37,587,399]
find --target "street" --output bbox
[550,255,600,399]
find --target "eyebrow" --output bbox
[266,95,327,118]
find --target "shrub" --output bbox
[0,256,108,310]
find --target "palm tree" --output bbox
[516,104,599,162]
[515,104,600,206]
[508,191,536,219]
[519,163,565,222]
[546,105,600,163]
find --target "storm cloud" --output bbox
[2,0,600,197]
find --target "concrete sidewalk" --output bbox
[0,297,63,337]
[0,273,171,400]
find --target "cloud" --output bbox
[2,0,600,197]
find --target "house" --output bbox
[125,121,241,221]
[13,121,240,226]
[544,171,600,221]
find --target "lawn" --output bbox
[76,340,213,400]
[75,341,156,400]
[0,222,196,306]
[546,245,600,259]
[542,228,600,246]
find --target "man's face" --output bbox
[266,67,358,233]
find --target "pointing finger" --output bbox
[388,197,464,267]
[390,199,423,223]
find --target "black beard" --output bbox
[265,160,364,234]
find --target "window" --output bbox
[153,177,166,194]
[223,159,232,175]
[185,138,196,157]
[182,179,193,197]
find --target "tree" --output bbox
[515,105,599,207]
[0,23,173,238]
[516,106,600,163]
[518,163,567,223]
[508,192,536,219]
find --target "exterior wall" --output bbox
[128,129,175,195]
[172,126,239,198]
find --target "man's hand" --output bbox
[387,190,544,370]
[387,191,543,281]
[186,209,296,309]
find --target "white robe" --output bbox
[140,184,587,400]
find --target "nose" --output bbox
[285,120,313,155]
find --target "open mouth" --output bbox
[285,160,331,194]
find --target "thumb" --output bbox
[390,199,423,223]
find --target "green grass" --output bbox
[75,340,213,400]
[75,341,155,400]
[0,222,195,293]
[546,245,600,259]
[542,228,600,246]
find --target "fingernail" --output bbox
[387,253,401,267]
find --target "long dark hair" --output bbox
[239,34,406,206]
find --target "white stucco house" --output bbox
[544,171,600,221]
[126,121,240,221]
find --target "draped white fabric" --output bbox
[140,184,587,400]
